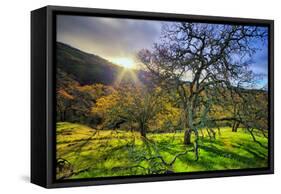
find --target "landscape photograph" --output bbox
[55,15,269,180]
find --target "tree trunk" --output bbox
[232,122,239,132]
[183,129,192,145]
[217,127,221,136]
[61,110,65,122]
[194,129,199,161]
[139,122,147,138]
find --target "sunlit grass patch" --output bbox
[56,122,268,180]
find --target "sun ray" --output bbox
[114,68,141,86]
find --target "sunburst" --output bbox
[112,58,135,69]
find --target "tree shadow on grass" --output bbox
[232,142,267,160]
[199,144,252,163]
[155,139,264,171]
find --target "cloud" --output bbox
[57,15,164,61]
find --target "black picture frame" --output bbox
[31,5,274,188]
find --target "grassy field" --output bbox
[56,122,268,180]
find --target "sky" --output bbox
[57,15,164,64]
[57,15,268,89]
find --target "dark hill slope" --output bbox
[57,42,124,85]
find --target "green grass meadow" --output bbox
[56,122,268,180]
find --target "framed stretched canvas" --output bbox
[31,5,274,188]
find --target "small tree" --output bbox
[57,89,74,121]
[93,84,164,137]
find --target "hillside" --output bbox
[57,42,123,85]
[57,42,151,86]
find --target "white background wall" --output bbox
[0,0,279,193]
